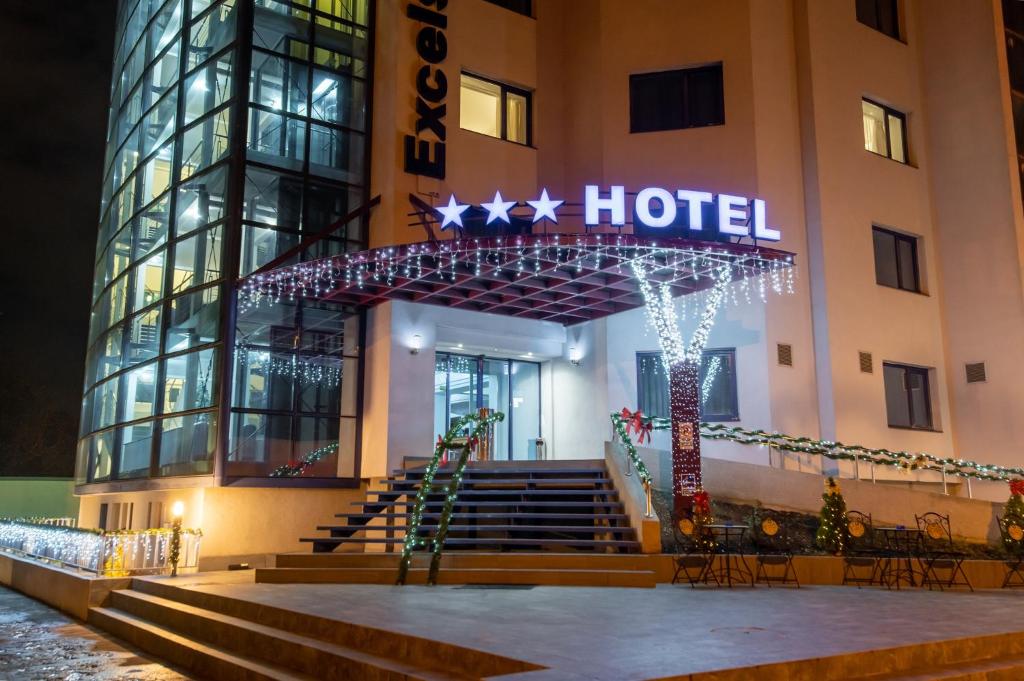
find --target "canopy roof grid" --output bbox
[239,233,796,326]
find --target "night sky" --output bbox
[0,1,117,476]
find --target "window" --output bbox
[872,226,920,292]
[883,362,933,430]
[856,0,900,41]
[460,73,532,145]
[862,98,907,163]
[636,349,739,422]
[630,64,724,133]
[483,0,531,16]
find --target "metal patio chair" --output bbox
[671,514,719,588]
[842,510,883,588]
[750,510,799,588]
[998,514,1024,588]
[915,512,973,591]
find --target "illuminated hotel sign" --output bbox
[403,0,448,179]
[436,185,782,241]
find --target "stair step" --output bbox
[383,477,612,486]
[857,653,1024,680]
[102,589,462,681]
[275,551,655,570]
[334,512,630,521]
[256,566,657,588]
[367,489,619,498]
[306,537,641,549]
[398,466,606,477]
[352,501,625,508]
[88,606,316,681]
[320,524,637,534]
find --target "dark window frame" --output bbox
[629,63,725,134]
[482,0,532,18]
[460,71,534,146]
[636,348,740,422]
[883,362,935,431]
[872,225,921,293]
[863,97,909,163]
[856,0,901,41]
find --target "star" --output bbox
[436,195,470,230]
[480,190,517,224]
[526,188,564,223]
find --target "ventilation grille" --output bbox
[859,351,874,374]
[777,343,793,367]
[965,362,987,384]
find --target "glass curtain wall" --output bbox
[78,0,372,486]
[79,0,238,484]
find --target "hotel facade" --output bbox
[76,0,1024,565]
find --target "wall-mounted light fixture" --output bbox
[569,347,582,367]
[410,334,422,355]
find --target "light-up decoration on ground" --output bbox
[0,520,202,576]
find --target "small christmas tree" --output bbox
[1002,480,1024,553]
[815,477,848,555]
[691,488,716,553]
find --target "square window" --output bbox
[460,73,532,145]
[856,0,900,40]
[630,64,724,133]
[636,349,739,422]
[872,226,920,292]
[883,362,933,429]
[862,98,907,163]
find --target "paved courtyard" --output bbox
[0,586,191,681]
[171,573,1024,680]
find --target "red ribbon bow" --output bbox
[621,408,653,445]
[693,490,711,516]
[1011,480,1024,497]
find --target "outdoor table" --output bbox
[875,526,924,589]
[706,524,754,587]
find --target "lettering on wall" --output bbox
[404,0,447,179]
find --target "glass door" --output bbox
[434,353,542,460]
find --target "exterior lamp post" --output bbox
[169,501,184,577]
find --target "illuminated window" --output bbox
[856,0,900,41]
[862,98,907,163]
[630,64,724,133]
[460,73,532,145]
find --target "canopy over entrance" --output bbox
[240,233,794,324]
[240,232,796,514]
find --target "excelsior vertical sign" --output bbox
[404,0,447,179]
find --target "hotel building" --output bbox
[76,0,1024,566]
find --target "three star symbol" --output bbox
[436,189,564,228]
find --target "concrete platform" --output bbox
[144,571,1024,680]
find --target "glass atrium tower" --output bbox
[78,0,372,491]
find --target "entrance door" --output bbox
[434,353,542,459]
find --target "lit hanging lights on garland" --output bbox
[609,411,1024,484]
[237,234,795,312]
[270,442,340,477]
[236,344,342,387]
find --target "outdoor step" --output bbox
[381,477,613,487]
[853,654,1024,681]
[398,464,605,476]
[305,537,641,551]
[366,489,619,498]
[320,524,637,535]
[88,606,315,681]
[352,500,625,508]
[104,589,462,681]
[334,512,630,522]
[256,566,657,588]
[274,551,657,571]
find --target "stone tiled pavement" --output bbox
[0,586,192,681]
[169,572,1024,681]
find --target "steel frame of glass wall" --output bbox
[77,0,374,491]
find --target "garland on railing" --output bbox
[609,409,670,485]
[609,412,1024,485]
[396,411,505,586]
[270,442,339,477]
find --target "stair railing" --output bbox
[397,410,505,586]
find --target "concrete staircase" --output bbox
[88,577,542,680]
[301,459,642,554]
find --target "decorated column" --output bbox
[669,362,701,515]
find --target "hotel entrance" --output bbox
[433,353,542,460]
